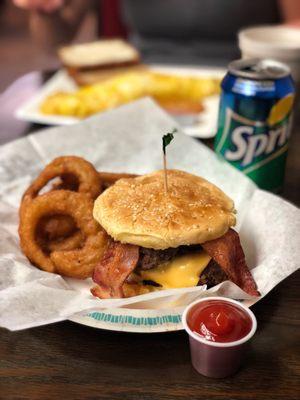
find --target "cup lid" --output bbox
[239,25,300,60]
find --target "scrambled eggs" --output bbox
[41,71,220,118]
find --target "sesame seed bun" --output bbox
[93,170,236,249]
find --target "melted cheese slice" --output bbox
[140,251,211,289]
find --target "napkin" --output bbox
[0,98,299,331]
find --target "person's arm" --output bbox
[278,0,300,26]
[13,0,91,51]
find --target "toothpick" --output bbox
[162,129,177,194]
[163,151,168,194]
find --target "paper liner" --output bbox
[0,99,299,331]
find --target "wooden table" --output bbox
[0,72,299,400]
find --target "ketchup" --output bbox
[187,300,252,343]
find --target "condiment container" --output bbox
[182,297,257,378]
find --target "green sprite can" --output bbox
[214,58,295,192]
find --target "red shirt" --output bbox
[99,0,127,38]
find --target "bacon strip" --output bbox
[91,241,139,299]
[202,229,259,296]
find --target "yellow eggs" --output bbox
[40,71,220,118]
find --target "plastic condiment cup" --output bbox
[182,297,257,378]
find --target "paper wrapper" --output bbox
[0,98,299,331]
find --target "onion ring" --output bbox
[19,190,109,277]
[22,156,102,204]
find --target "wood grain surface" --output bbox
[0,72,299,400]
[1,271,299,400]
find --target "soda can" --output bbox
[214,58,295,192]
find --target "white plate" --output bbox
[64,277,197,333]
[16,65,225,138]
[184,95,220,139]
[69,309,184,333]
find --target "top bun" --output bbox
[93,170,236,249]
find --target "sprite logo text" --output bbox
[226,122,290,166]
[216,108,291,173]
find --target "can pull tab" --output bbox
[228,58,290,79]
[255,59,289,79]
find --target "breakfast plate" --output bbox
[15,65,225,139]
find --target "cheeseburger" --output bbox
[91,170,259,299]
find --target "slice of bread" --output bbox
[58,39,140,71]
[68,64,147,86]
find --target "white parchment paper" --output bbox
[0,98,299,331]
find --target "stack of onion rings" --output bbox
[19,155,138,278]
[20,156,102,253]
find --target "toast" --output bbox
[58,39,141,85]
